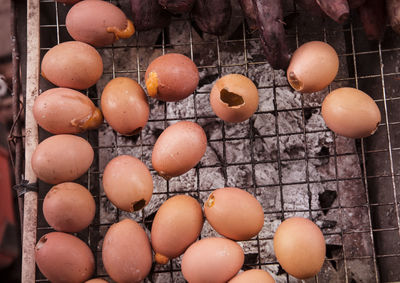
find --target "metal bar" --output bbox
[22,0,40,281]
[10,0,24,234]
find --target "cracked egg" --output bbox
[66,0,135,47]
[210,74,259,123]
[33,87,103,134]
[145,53,199,102]
[102,155,153,212]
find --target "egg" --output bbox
[228,269,275,283]
[151,195,203,264]
[182,237,244,283]
[210,74,259,123]
[33,87,103,134]
[273,217,325,279]
[35,232,94,283]
[152,121,207,179]
[41,41,103,90]
[321,87,381,138]
[204,187,264,241]
[85,279,108,283]
[31,134,93,184]
[102,155,153,212]
[43,182,95,232]
[287,41,339,93]
[102,219,152,283]
[66,0,135,47]
[145,53,199,102]
[101,77,149,136]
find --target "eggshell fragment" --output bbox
[101,77,149,136]
[151,195,203,264]
[33,87,103,134]
[182,237,244,283]
[145,53,199,102]
[66,0,135,47]
[102,155,153,212]
[321,87,381,138]
[43,182,95,232]
[102,219,152,283]
[204,187,264,240]
[273,217,325,279]
[35,232,94,283]
[31,134,94,184]
[229,269,275,283]
[41,41,103,90]
[210,74,259,123]
[152,121,207,179]
[287,41,339,93]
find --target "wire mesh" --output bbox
[32,0,400,282]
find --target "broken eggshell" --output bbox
[102,155,153,212]
[145,53,199,102]
[101,77,149,136]
[66,0,135,47]
[210,74,259,123]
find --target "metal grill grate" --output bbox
[31,0,400,282]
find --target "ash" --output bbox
[95,0,374,282]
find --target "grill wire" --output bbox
[33,0,400,282]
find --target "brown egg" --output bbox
[102,219,152,283]
[273,217,325,279]
[145,53,199,102]
[229,269,275,283]
[152,121,207,179]
[101,77,149,136]
[102,155,153,212]
[204,187,264,241]
[33,87,103,134]
[210,74,259,123]
[85,279,108,283]
[43,182,95,232]
[35,232,94,283]
[31,134,93,184]
[66,0,135,47]
[41,41,103,90]
[182,237,244,283]
[151,195,203,264]
[321,87,381,138]
[287,41,339,93]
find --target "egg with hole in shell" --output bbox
[102,155,153,212]
[210,74,259,123]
